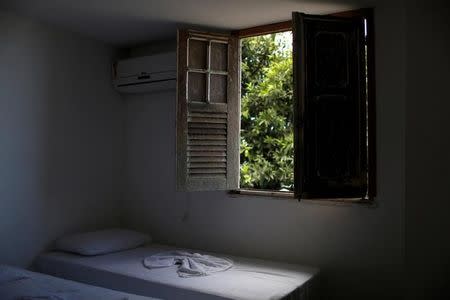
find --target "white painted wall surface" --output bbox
[123,2,406,299]
[0,11,124,267]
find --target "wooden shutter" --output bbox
[176,30,240,191]
[293,12,368,199]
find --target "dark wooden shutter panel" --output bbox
[177,30,239,191]
[293,13,368,199]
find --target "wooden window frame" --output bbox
[231,8,376,203]
[234,21,292,38]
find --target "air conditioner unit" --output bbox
[112,52,176,94]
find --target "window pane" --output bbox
[188,39,208,70]
[210,74,227,103]
[188,72,207,102]
[210,42,228,71]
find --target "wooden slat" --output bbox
[189,162,227,168]
[188,134,226,140]
[188,156,227,163]
[187,145,227,151]
[188,112,227,119]
[188,139,227,146]
[188,151,227,157]
[189,173,226,178]
[188,128,227,135]
[188,117,227,124]
[189,169,227,174]
[188,123,227,129]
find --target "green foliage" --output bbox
[240,33,294,191]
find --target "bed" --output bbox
[0,264,159,300]
[34,243,320,300]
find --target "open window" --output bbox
[240,29,294,192]
[176,9,375,201]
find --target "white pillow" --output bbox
[54,229,151,256]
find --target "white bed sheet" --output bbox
[35,244,319,300]
[0,265,159,300]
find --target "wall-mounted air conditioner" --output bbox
[112,52,176,94]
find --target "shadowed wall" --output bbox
[0,10,124,267]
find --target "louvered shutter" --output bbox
[176,30,240,191]
[293,13,368,199]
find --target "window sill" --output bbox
[230,189,295,199]
[229,189,376,207]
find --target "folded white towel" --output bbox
[143,251,233,277]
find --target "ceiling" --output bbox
[0,0,375,47]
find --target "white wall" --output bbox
[123,2,406,299]
[0,11,124,267]
[405,0,450,298]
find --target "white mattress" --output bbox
[0,264,159,300]
[35,244,319,300]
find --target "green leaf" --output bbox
[240,32,294,191]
